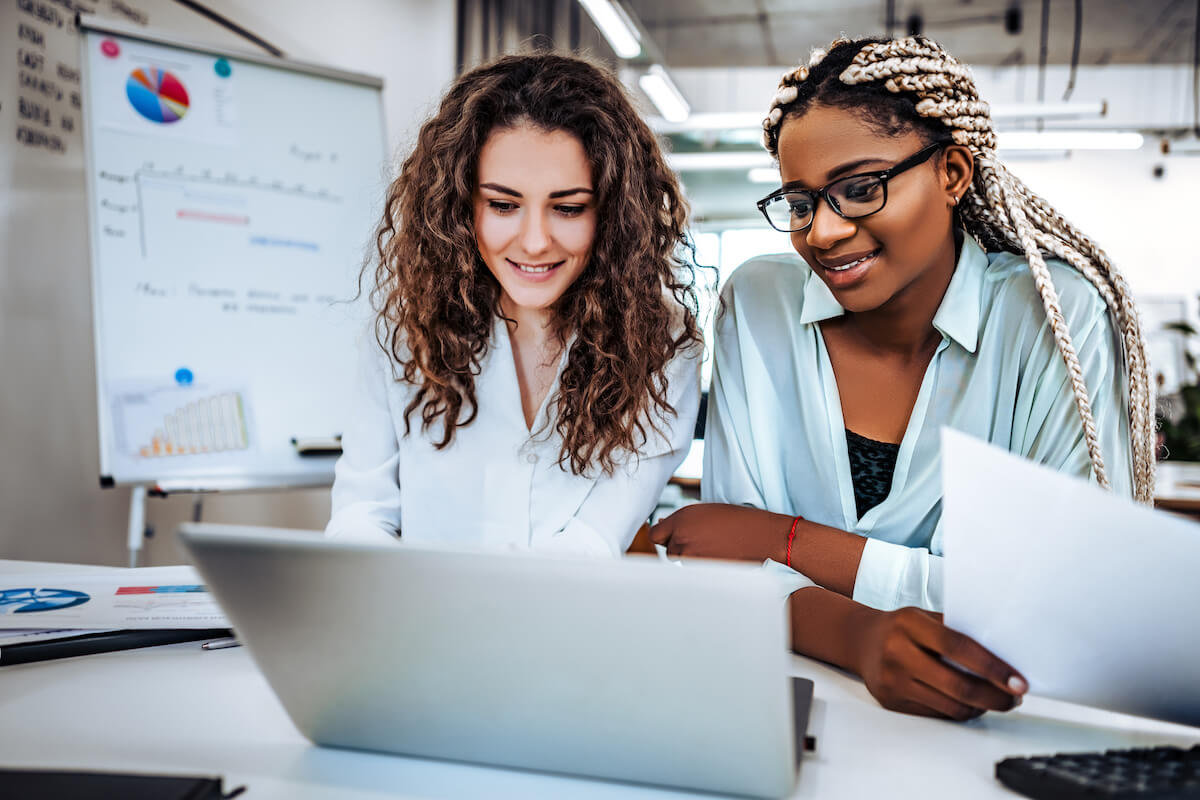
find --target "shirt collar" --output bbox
[796,233,987,355]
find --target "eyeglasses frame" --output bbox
[755,140,950,233]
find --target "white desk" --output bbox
[1,639,1197,799]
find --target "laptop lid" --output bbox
[179,524,806,798]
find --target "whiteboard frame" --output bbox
[78,14,387,492]
[77,15,383,89]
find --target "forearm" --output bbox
[787,585,877,675]
[665,504,866,596]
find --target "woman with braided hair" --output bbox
[652,35,1153,719]
[327,52,703,556]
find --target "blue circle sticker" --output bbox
[175,368,194,385]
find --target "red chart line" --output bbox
[176,209,250,225]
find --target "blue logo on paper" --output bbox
[175,368,194,385]
[0,588,90,614]
[214,58,231,78]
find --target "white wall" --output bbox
[1007,147,1200,390]
[0,0,454,566]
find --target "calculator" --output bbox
[996,745,1200,799]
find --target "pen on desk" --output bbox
[201,636,241,650]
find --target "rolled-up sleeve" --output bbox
[853,534,944,611]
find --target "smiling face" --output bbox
[473,124,597,321]
[776,103,971,315]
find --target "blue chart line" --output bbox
[249,236,320,252]
[0,588,91,614]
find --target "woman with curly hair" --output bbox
[652,36,1152,718]
[325,52,703,556]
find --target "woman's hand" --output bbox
[648,503,793,563]
[853,605,1027,720]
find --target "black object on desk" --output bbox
[996,744,1200,799]
[0,768,245,799]
[0,628,232,666]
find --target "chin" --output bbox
[828,285,889,314]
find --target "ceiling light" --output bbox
[639,64,690,123]
[646,102,1106,134]
[747,167,780,183]
[667,151,772,171]
[991,101,1107,120]
[578,0,641,59]
[996,131,1144,150]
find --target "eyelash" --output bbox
[485,200,587,217]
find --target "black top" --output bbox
[845,429,900,519]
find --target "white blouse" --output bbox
[326,316,701,557]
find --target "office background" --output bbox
[3,0,1199,567]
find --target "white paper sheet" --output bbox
[0,565,229,630]
[941,428,1200,729]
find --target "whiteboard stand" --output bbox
[127,486,147,568]
[126,486,206,567]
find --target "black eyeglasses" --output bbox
[756,141,947,233]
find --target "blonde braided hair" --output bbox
[762,35,1155,502]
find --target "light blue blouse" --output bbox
[701,235,1133,612]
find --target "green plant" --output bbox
[1157,317,1200,461]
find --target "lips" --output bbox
[816,248,879,271]
[507,258,563,276]
[814,248,879,288]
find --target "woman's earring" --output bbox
[950,195,959,206]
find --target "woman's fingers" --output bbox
[902,609,1027,697]
[915,656,1019,713]
[902,677,985,721]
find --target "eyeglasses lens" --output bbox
[762,175,887,232]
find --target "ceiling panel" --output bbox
[625,0,1198,68]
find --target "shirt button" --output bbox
[526,453,537,464]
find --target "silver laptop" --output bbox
[179,523,811,798]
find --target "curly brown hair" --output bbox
[368,52,704,476]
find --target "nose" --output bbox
[803,197,856,252]
[519,209,552,257]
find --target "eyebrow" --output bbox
[479,182,594,199]
[780,156,893,191]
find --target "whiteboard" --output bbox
[79,16,387,490]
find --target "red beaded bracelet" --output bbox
[786,516,801,568]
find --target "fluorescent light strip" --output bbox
[667,152,772,171]
[991,101,1106,120]
[647,102,1107,135]
[578,0,641,59]
[638,64,690,123]
[747,167,780,183]
[996,130,1144,150]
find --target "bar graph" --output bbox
[138,391,248,457]
[112,386,251,461]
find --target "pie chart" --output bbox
[0,587,90,613]
[126,67,190,124]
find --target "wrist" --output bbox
[845,603,886,677]
[780,515,802,566]
[787,586,881,675]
